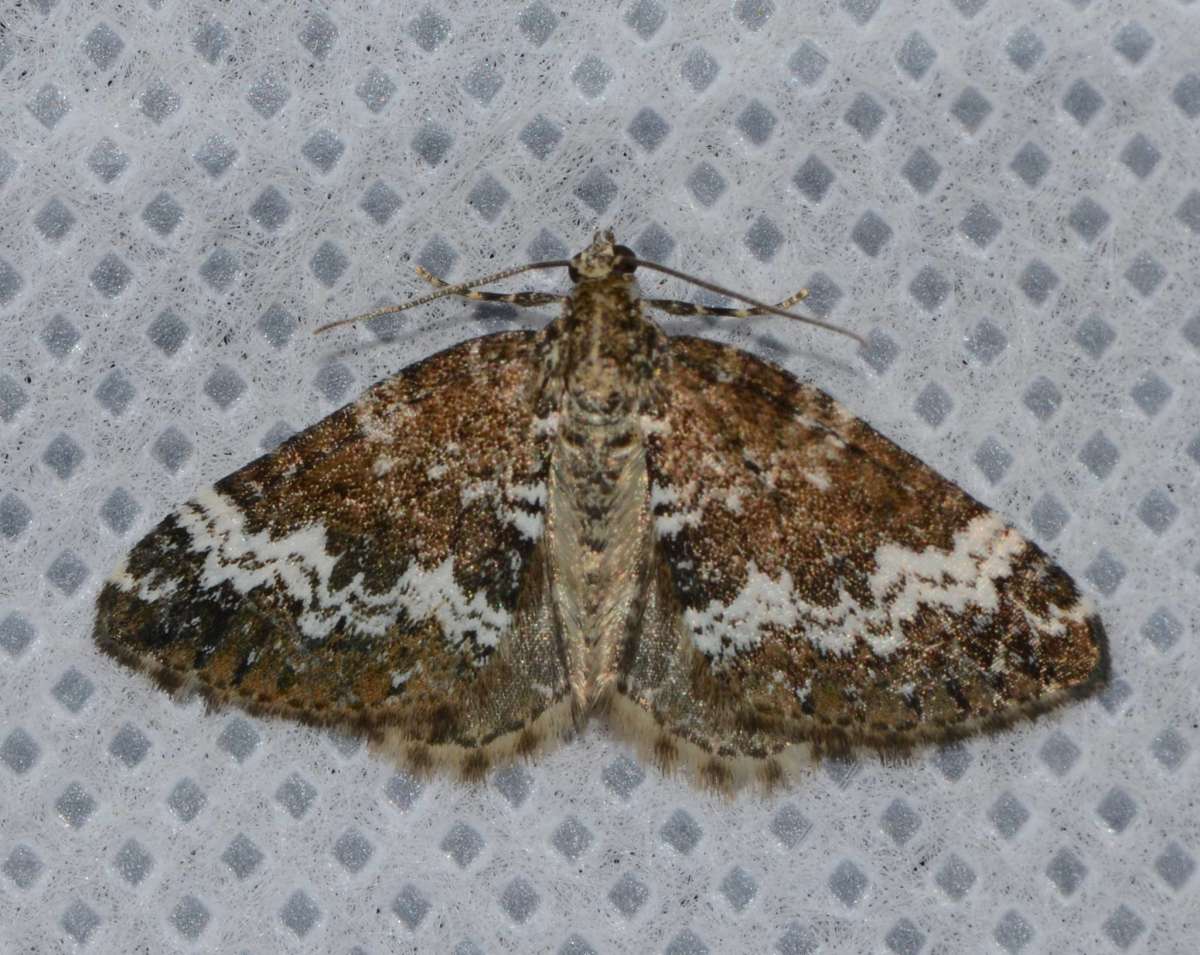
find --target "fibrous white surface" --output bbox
[1,1,1197,953]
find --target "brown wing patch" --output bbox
[616,335,1106,789]
[95,331,575,778]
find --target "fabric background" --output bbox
[1,1,1197,952]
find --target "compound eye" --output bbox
[612,245,638,273]
[567,263,581,282]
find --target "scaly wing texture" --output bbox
[95,331,572,778]
[615,335,1107,790]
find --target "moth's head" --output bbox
[569,230,638,282]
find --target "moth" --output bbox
[95,231,1107,792]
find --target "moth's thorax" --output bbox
[559,275,660,421]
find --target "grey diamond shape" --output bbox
[634,224,674,263]
[745,216,783,262]
[96,369,135,416]
[501,876,540,923]
[661,809,703,853]
[914,382,952,427]
[1097,788,1138,832]
[1085,550,1126,595]
[140,81,180,124]
[464,59,504,104]
[280,890,320,937]
[90,253,132,298]
[609,873,649,917]
[148,309,189,355]
[34,196,76,242]
[310,241,349,287]
[734,0,775,30]
[314,361,353,402]
[1,728,39,775]
[518,1,558,46]
[42,314,81,357]
[1006,27,1044,72]
[51,671,94,718]
[0,494,30,540]
[277,772,316,817]
[47,551,88,596]
[777,922,820,955]
[933,741,972,780]
[193,19,229,64]
[200,247,238,291]
[410,8,450,52]
[1177,191,1200,234]
[994,910,1034,954]
[852,211,892,257]
[572,56,612,98]
[393,884,430,930]
[89,137,130,183]
[299,12,338,59]
[1075,315,1115,358]
[1120,133,1160,178]
[218,717,259,762]
[880,799,921,845]
[1063,79,1103,125]
[885,918,925,955]
[789,40,827,86]
[909,266,950,311]
[114,839,152,885]
[467,174,510,222]
[966,320,1007,363]
[357,68,396,113]
[720,866,757,912]
[57,782,96,827]
[842,0,881,26]
[303,129,345,172]
[494,763,534,806]
[1030,494,1068,541]
[1155,842,1196,891]
[1173,73,1200,116]
[1125,253,1166,297]
[62,901,101,944]
[575,169,617,214]
[960,202,1001,247]
[440,823,484,869]
[43,434,84,480]
[28,84,70,129]
[829,859,868,907]
[897,31,936,80]
[109,723,150,767]
[0,374,27,421]
[737,100,776,145]
[0,613,36,657]
[1019,260,1058,305]
[142,191,183,236]
[4,845,44,889]
[168,777,206,822]
[628,107,670,152]
[361,180,401,225]
[222,833,263,879]
[603,754,645,799]
[902,147,941,194]
[1114,22,1154,64]
[1131,371,1171,415]
[85,22,125,69]
[553,816,594,859]
[1137,489,1178,535]
[247,72,290,118]
[1040,730,1081,776]
[625,0,666,39]
[171,895,210,940]
[683,48,720,93]
[952,86,992,132]
[1142,608,1182,653]
[1023,376,1061,420]
[257,304,296,349]
[988,791,1030,839]
[249,185,291,231]
[859,329,898,373]
[844,93,884,138]
[770,803,811,848]
[1068,196,1110,242]
[519,115,563,159]
[935,853,976,899]
[1011,142,1050,187]
[1151,727,1189,770]
[193,134,237,177]
[794,155,834,202]
[1102,905,1145,950]
[1051,849,1089,897]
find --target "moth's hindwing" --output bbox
[94,331,572,778]
[615,336,1107,787]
